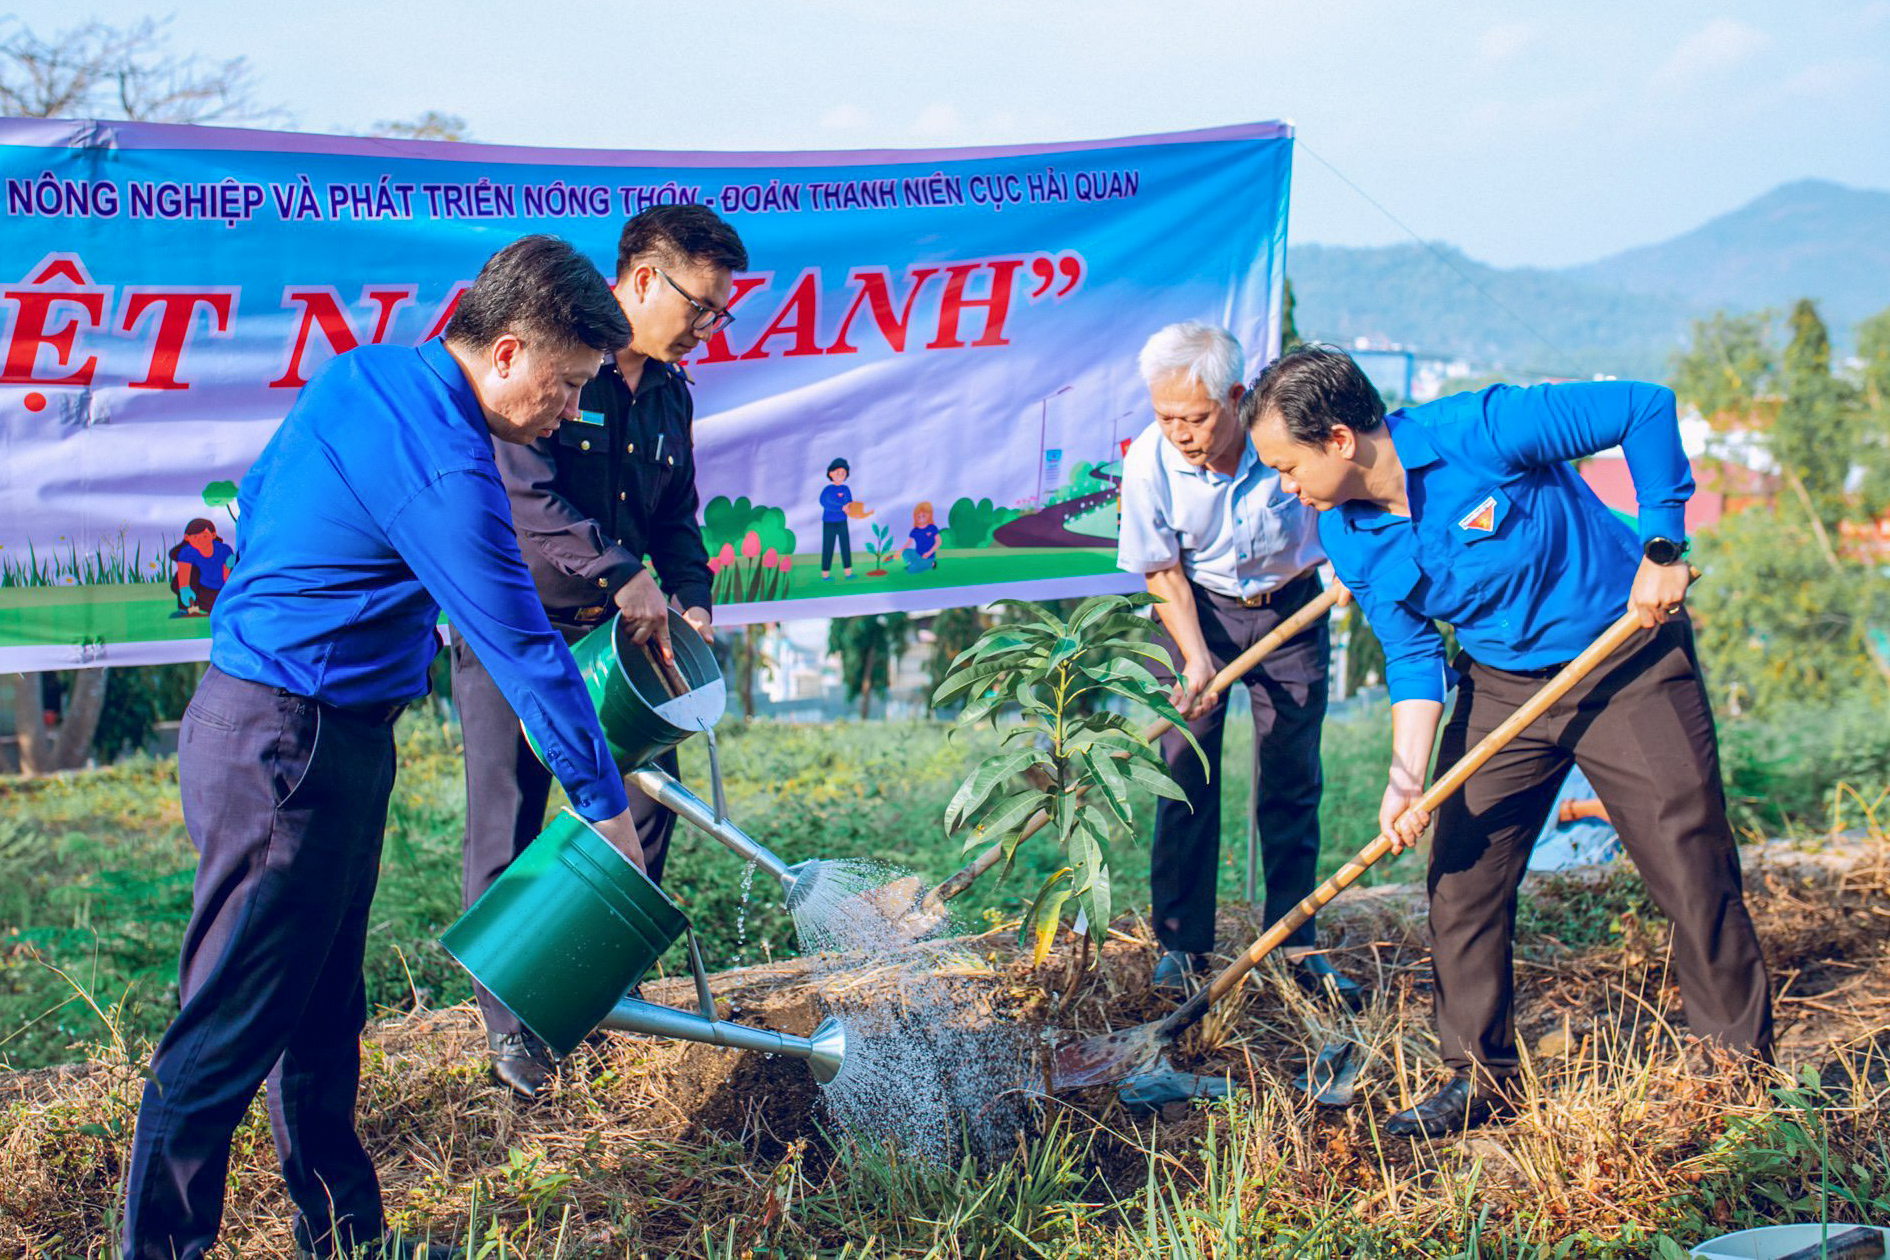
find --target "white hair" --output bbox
[1137,322,1245,400]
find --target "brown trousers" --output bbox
[1428,619,1773,1079]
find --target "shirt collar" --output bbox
[1159,431,1258,483]
[418,339,489,438]
[1336,412,1433,535]
[1385,409,1439,469]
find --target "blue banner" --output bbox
[0,117,1292,668]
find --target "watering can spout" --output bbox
[625,765,801,891]
[596,997,849,1086]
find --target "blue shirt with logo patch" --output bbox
[210,339,630,821]
[1318,381,1690,704]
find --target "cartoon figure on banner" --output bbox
[903,500,941,574]
[818,457,873,580]
[170,518,234,617]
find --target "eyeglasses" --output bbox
[654,268,736,335]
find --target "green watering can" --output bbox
[445,610,847,1081]
[442,809,846,1082]
[526,608,728,772]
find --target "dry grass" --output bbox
[3,836,1888,1258]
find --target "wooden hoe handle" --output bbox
[1161,578,1697,1039]
[923,584,1345,910]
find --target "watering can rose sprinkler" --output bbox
[441,609,858,1085]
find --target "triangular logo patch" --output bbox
[1458,496,1497,534]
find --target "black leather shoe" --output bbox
[1384,1076,1514,1138]
[1150,950,1210,994]
[488,1029,554,1100]
[1292,953,1366,1013]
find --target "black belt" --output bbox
[276,688,410,727]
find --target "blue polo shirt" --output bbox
[211,339,630,821]
[1320,381,1689,704]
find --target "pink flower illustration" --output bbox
[762,547,778,567]
[718,542,737,565]
[778,556,793,573]
[741,531,762,560]
[707,557,725,574]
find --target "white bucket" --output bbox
[1690,1223,1889,1258]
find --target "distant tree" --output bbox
[1774,299,1861,530]
[1691,506,1888,717]
[1669,310,1778,430]
[370,111,471,142]
[1856,305,1890,509]
[1280,276,1303,352]
[728,623,774,719]
[924,605,988,701]
[0,14,285,124]
[828,613,912,719]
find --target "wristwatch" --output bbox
[1642,536,1689,566]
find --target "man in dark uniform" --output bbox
[452,204,748,1097]
[120,235,643,1260]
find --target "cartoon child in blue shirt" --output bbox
[170,517,234,617]
[902,500,941,573]
[819,457,872,579]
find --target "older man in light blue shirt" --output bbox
[1117,322,1357,1007]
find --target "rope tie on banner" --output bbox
[1296,140,1587,380]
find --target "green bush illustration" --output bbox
[944,497,1021,549]
[702,496,796,557]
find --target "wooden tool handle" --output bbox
[639,641,691,699]
[1163,591,1685,1037]
[922,583,1344,911]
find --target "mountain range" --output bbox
[1289,179,1890,382]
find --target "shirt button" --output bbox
[597,578,608,587]
[580,440,591,451]
[627,443,635,454]
[619,492,627,501]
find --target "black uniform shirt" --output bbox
[494,355,713,625]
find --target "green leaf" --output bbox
[944,748,1049,833]
[1120,757,1190,802]
[1020,868,1075,965]
[1077,748,1135,829]
[1080,866,1113,945]
[966,787,1053,849]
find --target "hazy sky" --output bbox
[9,1,1888,268]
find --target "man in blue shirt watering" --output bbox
[121,236,641,1260]
[1247,347,1772,1138]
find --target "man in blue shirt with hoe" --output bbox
[121,235,643,1260]
[1247,347,1773,1138]
[1117,323,1360,1009]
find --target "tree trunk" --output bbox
[52,666,109,770]
[9,673,51,778]
[857,645,875,720]
[739,625,759,718]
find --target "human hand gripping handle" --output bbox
[613,568,674,663]
[1627,555,1692,629]
[591,810,649,874]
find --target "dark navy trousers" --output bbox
[1150,575,1330,955]
[122,665,397,1259]
[451,634,675,1042]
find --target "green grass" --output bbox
[0,531,171,588]
[0,703,1395,1071]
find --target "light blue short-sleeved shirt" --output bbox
[1116,421,1324,599]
